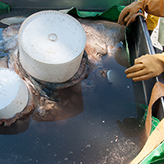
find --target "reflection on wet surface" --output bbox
[0,28,9,58]
[0,19,145,164]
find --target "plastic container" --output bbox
[0,68,29,119]
[19,10,86,83]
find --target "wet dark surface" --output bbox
[0,46,146,164]
[0,11,146,164]
[0,28,8,57]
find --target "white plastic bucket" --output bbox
[19,10,86,83]
[0,68,29,119]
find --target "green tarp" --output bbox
[67,5,125,22]
[0,2,10,15]
[140,141,164,164]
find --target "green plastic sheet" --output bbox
[67,5,125,22]
[0,2,10,15]
[140,141,164,164]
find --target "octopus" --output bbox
[0,15,127,126]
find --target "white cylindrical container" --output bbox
[19,10,86,83]
[0,68,29,119]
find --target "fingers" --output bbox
[124,14,133,24]
[126,67,150,79]
[118,8,130,25]
[132,73,154,82]
[118,11,137,26]
[125,63,143,74]
[124,62,154,81]
[126,13,146,26]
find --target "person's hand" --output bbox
[125,54,164,81]
[118,1,144,25]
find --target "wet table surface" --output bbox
[0,10,146,164]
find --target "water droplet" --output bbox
[86,144,91,148]
[69,151,74,154]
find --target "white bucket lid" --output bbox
[0,68,29,119]
[19,10,86,64]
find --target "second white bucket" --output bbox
[0,68,29,119]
